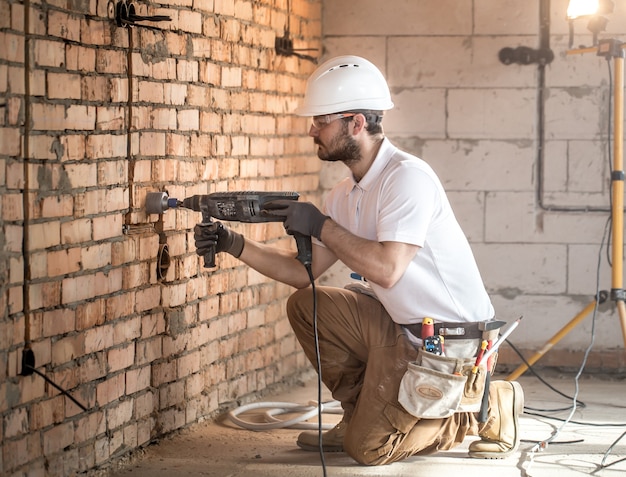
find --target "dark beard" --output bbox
[315,130,361,166]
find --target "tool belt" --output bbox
[401,320,485,340]
[398,348,487,419]
[398,319,503,420]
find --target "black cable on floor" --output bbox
[506,339,586,411]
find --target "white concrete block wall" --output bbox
[320,0,626,364]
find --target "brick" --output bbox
[77,353,107,382]
[66,44,97,72]
[177,351,200,377]
[136,336,162,365]
[45,248,80,278]
[139,131,166,156]
[135,392,154,422]
[111,237,137,266]
[31,103,66,131]
[40,194,73,219]
[151,360,176,386]
[4,406,28,438]
[42,307,76,337]
[177,109,200,131]
[92,214,123,241]
[76,299,106,330]
[60,134,87,161]
[74,411,106,442]
[0,32,25,63]
[28,281,61,310]
[107,343,135,373]
[28,135,55,160]
[8,285,23,314]
[152,58,177,81]
[150,108,177,130]
[106,399,133,430]
[110,77,129,102]
[62,274,95,304]
[125,366,150,394]
[65,105,97,131]
[81,243,112,271]
[161,283,186,307]
[96,373,125,406]
[138,80,164,103]
[159,381,184,408]
[178,10,202,34]
[96,106,125,130]
[33,38,65,68]
[123,263,149,289]
[138,235,159,261]
[94,435,110,464]
[51,334,85,365]
[164,83,187,105]
[176,59,199,82]
[30,395,64,430]
[96,49,126,74]
[61,219,92,245]
[9,256,24,284]
[86,134,126,159]
[2,192,23,221]
[135,288,161,315]
[3,433,41,469]
[221,66,242,87]
[48,72,82,102]
[0,128,22,156]
[106,296,135,326]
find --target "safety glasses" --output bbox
[311,113,356,130]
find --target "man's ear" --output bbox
[351,113,366,135]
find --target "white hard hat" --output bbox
[294,55,394,116]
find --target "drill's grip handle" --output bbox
[203,246,216,269]
[290,232,312,267]
[197,220,217,269]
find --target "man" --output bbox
[194,55,523,465]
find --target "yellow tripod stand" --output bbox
[507,41,626,381]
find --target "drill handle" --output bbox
[290,232,312,267]
[199,215,217,269]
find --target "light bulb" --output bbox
[567,0,599,19]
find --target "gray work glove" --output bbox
[194,221,245,258]
[262,200,329,240]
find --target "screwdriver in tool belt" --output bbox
[421,317,434,341]
[472,340,489,373]
[472,340,488,374]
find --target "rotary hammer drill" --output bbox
[145,191,313,268]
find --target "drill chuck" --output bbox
[145,192,182,214]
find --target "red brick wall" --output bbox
[0,0,322,474]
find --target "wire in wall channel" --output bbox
[109,0,171,29]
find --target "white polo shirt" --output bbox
[322,138,494,325]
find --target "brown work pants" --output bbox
[287,286,482,465]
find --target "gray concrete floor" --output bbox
[108,372,626,477]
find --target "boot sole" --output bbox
[469,381,524,459]
[296,441,344,453]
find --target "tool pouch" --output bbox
[398,349,487,419]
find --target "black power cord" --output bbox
[20,348,88,412]
[303,263,327,477]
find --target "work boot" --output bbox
[469,380,524,459]
[296,419,347,452]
